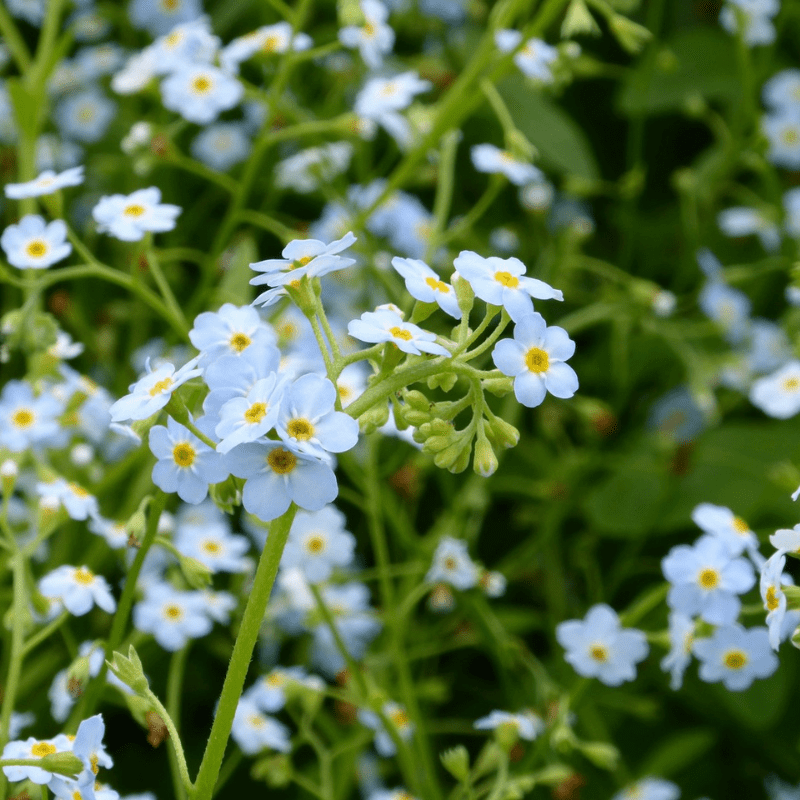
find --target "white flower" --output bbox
[555,604,648,686]
[354,71,431,146]
[750,360,800,419]
[474,709,544,740]
[719,0,778,46]
[492,312,578,408]
[662,535,755,624]
[660,612,695,690]
[358,702,413,757]
[348,307,451,357]
[390,257,461,319]
[1,214,72,269]
[338,0,395,69]
[173,520,250,573]
[109,357,202,422]
[761,551,788,650]
[771,525,800,554]
[691,502,759,557]
[718,206,780,251]
[93,186,181,242]
[495,30,558,82]
[220,22,312,74]
[274,142,353,193]
[160,64,244,125]
[231,698,292,755]
[133,582,213,651]
[39,565,116,616]
[471,143,543,186]
[763,69,800,111]
[1,734,73,785]
[693,623,779,690]
[4,166,84,198]
[426,537,478,590]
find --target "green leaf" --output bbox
[638,728,715,777]
[616,28,738,116]
[496,76,600,180]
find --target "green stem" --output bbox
[191,504,299,800]
[237,209,297,243]
[146,248,189,332]
[426,129,461,261]
[0,4,31,72]
[0,552,28,799]
[441,178,505,245]
[21,611,69,657]
[68,491,168,730]
[166,645,191,800]
[145,684,193,794]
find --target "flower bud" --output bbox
[448,447,471,474]
[482,376,514,397]
[424,435,454,454]
[107,646,150,697]
[578,740,619,771]
[485,416,519,450]
[179,555,214,590]
[358,402,390,434]
[38,751,84,779]
[433,438,468,469]
[561,0,600,37]
[608,14,651,54]
[452,274,474,317]
[440,745,470,781]
[404,390,431,411]
[1,458,18,496]
[473,430,499,477]
[428,372,458,392]
[401,408,432,427]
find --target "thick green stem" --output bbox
[191,504,298,800]
[166,645,191,800]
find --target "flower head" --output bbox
[348,308,451,356]
[1,214,72,269]
[693,623,778,690]
[93,186,181,242]
[4,166,84,199]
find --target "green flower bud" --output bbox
[179,555,214,590]
[404,390,431,411]
[424,435,454,454]
[67,655,92,696]
[252,754,292,787]
[358,403,390,434]
[428,372,458,392]
[209,476,241,514]
[452,274,475,318]
[473,430,499,477]
[608,14,652,54]
[448,446,472,474]
[38,751,84,779]
[433,438,469,469]
[410,300,438,324]
[485,417,519,450]
[440,745,470,781]
[578,740,619,771]
[107,645,150,697]
[402,408,433,427]
[482,376,514,397]
[125,495,152,546]
[561,0,600,37]
[1,458,19,497]
[784,585,800,611]
[495,720,520,752]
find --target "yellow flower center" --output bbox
[766,585,780,611]
[164,604,183,620]
[381,82,398,96]
[390,709,410,728]
[31,742,57,757]
[287,418,314,441]
[783,377,800,392]
[202,540,221,555]
[267,447,297,474]
[90,754,99,775]
[494,271,519,288]
[443,556,457,570]
[26,239,48,257]
[291,255,314,270]
[12,408,35,428]
[74,567,95,585]
[249,715,265,728]
[782,128,799,145]
[162,0,180,9]
[390,326,413,341]
[192,76,212,94]
[262,34,281,52]
[78,106,95,121]
[123,204,146,217]
[425,276,450,293]
[173,442,196,467]
[525,347,549,373]
[245,402,267,424]
[589,645,608,662]
[149,377,173,396]
[698,568,719,589]
[364,21,376,36]
[69,482,89,497]
[230,332,252,352]
[266,672,285,687]
[732,516,750,533]
[165,31,182,48]
[724,650,747,670]
[305,534,325,554]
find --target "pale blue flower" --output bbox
[763,69,800,112]
[492,312,578,408]
[454,250,562,321]
[133,582,213,651]
[0,380,63,452]
[276,373,359,458]
[661,612,695,690]
[474,709,544,740]
[693,623,778,690]
[149,416,229,503]
[358,701,413,757]
[4,166,84,199]
[190,302,277,365]
[348,308,451,356]
[763,108,800,169]
[191,122,250,171]
[471,143,543,185]
[54,88,116,142]
[698,281,751,343]
[1,214,72,269]
[556,604,648,686]
[231,698,292,755]
[93,186,181,242]
[426,537,478,590]
[226,441,339,521]
[215,374,286,454]
[391,257,461,319]
[338,0,395,70]
[611,778,680,800]
[281,506,356,583]
[662,535,755,624]
[128,0,203,37]
[160,64,243,124]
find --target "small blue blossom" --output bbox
[191,122,250,172]
[215,374,287,454]
[0,380,63,452]
[226,441,339,521]
[276,373,360,458]
[190,303,278,366]
[1,214,72,269]
[391,257,461,319]
[348,308,451,356]
[149,416,229,503]
[161,64,243,124]
[281,506,356,583]
[693,624,778,690]
[492,312,578,408]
